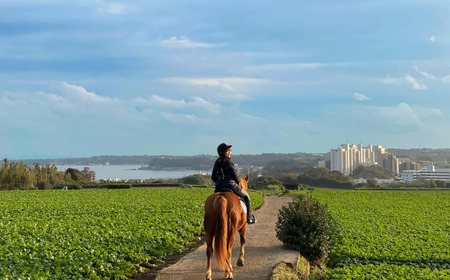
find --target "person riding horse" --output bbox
[211,143,256,224]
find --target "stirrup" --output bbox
[247,214,257,224]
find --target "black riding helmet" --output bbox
[217,143,232,157]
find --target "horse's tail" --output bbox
[213,195,228,270]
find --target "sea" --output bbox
[56,165,209,181]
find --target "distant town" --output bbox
[325,144,450,183]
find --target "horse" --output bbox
[204,175,250,280]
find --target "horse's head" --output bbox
[239,175,250,191]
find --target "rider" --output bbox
[211,143,256,224]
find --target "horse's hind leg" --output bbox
[236,225,246,267]
[206,234,213,280]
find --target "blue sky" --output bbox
[1,0,450,159]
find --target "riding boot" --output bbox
[233,186,256,224]
[243,196,256,224]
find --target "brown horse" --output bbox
[204,175,249,279]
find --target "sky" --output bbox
[1,0,450,159]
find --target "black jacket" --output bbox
[211,158,241,190]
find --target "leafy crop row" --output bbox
[0,188,263,279]
[311,190,450,279]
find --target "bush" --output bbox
[276,194,336,263]
[103,184,132,189]
[131,182,183,187]
[252,177,285,190]
[42,182,53,190]
[179,174,213,186]
[67,183,82,190]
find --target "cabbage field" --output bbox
[0,188,263,279]
[312,190,450,279]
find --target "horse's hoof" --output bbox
[225,272,233,279]
[237,259,244,267]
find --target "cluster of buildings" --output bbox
[326,143,450,183]
[328,144,418,176]
[81,167,96,182]
[401,165,450,182]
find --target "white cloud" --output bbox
[381,74,427,90]
[353,92,370,101]
[380,75,402,85]
[410,104,443,119]
[430,36,436,42]
[190,97,221,114]
[0,83,225,146]
[60,82,117,104]
[251,62,325,71]
[161,77,267,101]
[405,74,427,90]
[442,75,450,83]
[0,95,15,106]
[162,77,265,87]
[158,36,215,49]
[161,112,202,124]
[414,66,436,80]
[148,95,220,114]
[96,1,126,15]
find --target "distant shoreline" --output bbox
[138,166,210,172]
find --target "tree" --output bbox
[65,168,88,184]
[0,159,65,190]
[179,174,213,185]
[271,173,299,185]
[366,178,379,188]
[351,165,394,179]
[297,167,354,189]
[264,158,314,174]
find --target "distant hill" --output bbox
[387,148,450,168]
[17,155,157,166]
[13,152,327,172]
[141,153,325,171]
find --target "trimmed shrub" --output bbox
[131,182,183,187]
[276,194,336,263]
[103,184,132,189]
[67,183,82,190]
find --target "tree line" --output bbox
[0,158,88,190]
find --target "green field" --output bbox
[0,188,263,279]
[311,190,450,279]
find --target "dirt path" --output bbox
[155,197,299,280]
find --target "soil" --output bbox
[136,196,299,280]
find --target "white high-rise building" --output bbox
[330,144,398,175]
[330,148,344,173]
